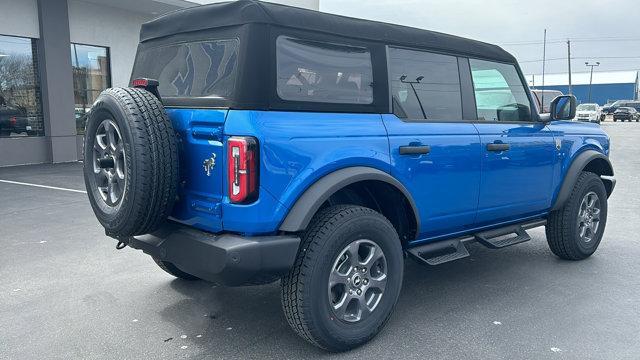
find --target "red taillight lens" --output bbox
[227,136,259,203]
[9,117,16,126]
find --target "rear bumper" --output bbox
[127,222,300,286]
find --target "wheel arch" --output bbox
[278,167,420,241]
[552,149,615,211]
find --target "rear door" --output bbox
[167,108,226,233]
[466,58,556,226]
[383,47,481,240]
[130,38,241,233]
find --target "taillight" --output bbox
[9,117,16,126]
[227,136,259,203]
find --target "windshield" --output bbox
[131,39,239,98]
[577,104,597,111]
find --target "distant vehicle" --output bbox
[0,102,30,137]
[613,107,640,122]
[531,89,564,113]
[575,103,602,123]
[602,100,634,115]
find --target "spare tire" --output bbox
[83,87,178,237]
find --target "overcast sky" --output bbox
[319,0,640,76]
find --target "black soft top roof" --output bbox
[140,0,515,63]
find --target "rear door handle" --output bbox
[399,145,431,155]
[486,143,510,152]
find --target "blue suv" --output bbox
[83,1,615,352]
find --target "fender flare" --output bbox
[551,150,614,211]
[279,166,420,233]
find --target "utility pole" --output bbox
[567,40,572,95]
[585,62,600,103]
[541,29,547,108]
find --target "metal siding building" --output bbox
[526,71,640,105]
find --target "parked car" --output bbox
[613,107,640,122]
[0,101,30,137]
[602,99,634,115]
[531,89,564,113]
[82,1,615,352]
[575,103,602,123]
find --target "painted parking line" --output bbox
[0,179,87,194]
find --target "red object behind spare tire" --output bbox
[83,87,178,237]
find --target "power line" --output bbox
[500,37,640,46]
[520,56,640,63]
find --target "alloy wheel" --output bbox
[328,239,388,323]
[92,119,126,207]
[577,191,601,243]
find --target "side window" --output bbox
[276,36,373,104]
[388,47,462,120]
[469,59,532,121]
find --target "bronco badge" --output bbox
[203,153,216,176]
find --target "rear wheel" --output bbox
[281,205,403,352]
[546,172,608,260]
[153,258,199,281]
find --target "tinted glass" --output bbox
[131,39,239,98]
[71,44,110,134]
[388,47,462,120]
[470,59,531,121]
[0,35,43,137]
[577,104,597,111]
[276,36,373,104]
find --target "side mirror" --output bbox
[549,95,576,121]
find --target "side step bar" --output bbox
[408,219,547,266]
[407,236,474,265]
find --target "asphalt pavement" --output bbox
[1,121,639,359]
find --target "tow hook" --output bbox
[105,230,131,250]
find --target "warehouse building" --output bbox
[0,0,319,167]
[526,71,640,106]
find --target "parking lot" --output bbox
[0,121,638,359]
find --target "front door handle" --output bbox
[399,145,431,155]
[486,143,510,152]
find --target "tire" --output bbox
[546,172,608,260]
[281,205,404,352]
[153,258,200,280]
[83,87,178,237]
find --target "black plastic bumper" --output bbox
[127,223,301,286]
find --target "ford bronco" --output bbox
[83,0,615,352]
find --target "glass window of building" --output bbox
[0,35,43,137]
[71,44,111,134]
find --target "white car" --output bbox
[575,103,602,123]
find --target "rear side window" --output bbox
[131,39,239,98]
[388,47,462,120]
[470,59,531,121]
[276,36,373,104]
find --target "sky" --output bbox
[318,0,640,76]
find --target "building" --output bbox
[0,0,320,167]
[526,71,640,106]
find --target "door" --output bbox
[383,47,482,240]
[467,58,557,226]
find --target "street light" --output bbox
[585,62,600,103]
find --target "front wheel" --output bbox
[546,172,608,260]
[281,205,404,352]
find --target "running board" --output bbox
[408,219,547,266]
[407,236,474,266]
[475,219,546,249]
